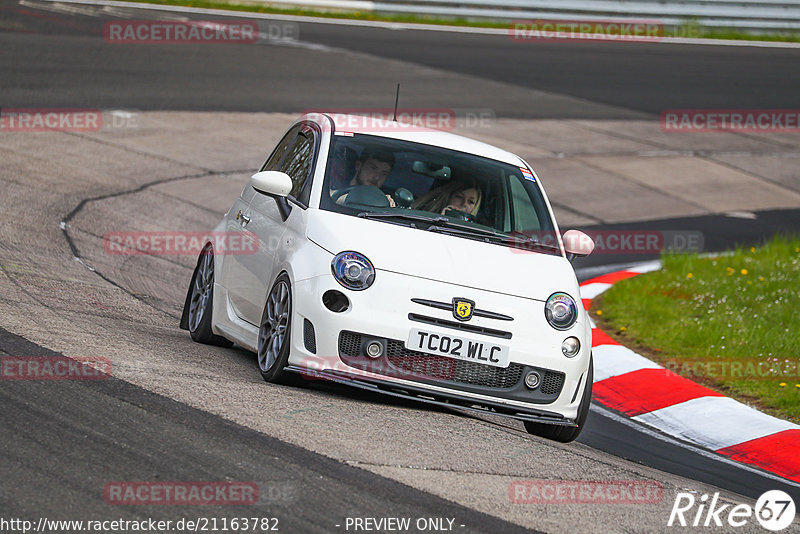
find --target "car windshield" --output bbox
[319,133,561,255]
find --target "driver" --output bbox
[333,147,396,205]
[350,147,394,188]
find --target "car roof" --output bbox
[301,113,528,168]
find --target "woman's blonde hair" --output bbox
[412,178,482,216]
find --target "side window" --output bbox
[261,125,303,172]
[279,132,314,200]
[508,174,541,232]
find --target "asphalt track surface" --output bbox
[0,327,534,533]
[2,1,800,531]
[0,0,799,117]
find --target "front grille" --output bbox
[385,339,524,388]
[339,331,523,389]
[410,298,514,321]
[408,313,512,339]
[541,370,565,395]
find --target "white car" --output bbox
[180,113,596,442]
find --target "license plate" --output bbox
[406,328,510,368]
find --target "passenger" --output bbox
[412,178,482,217]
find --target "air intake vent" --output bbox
[303,319,316,354]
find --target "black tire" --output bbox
[257,273,294,383]
[524,355,593,443]
[186,245,233,347]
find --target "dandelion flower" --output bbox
[780,383,787,387]
[596,310,603,316]
[740,269,748,275]
[687,273,693,279]
[726,267,734,275]
[759,276,765,281]
[750,247,756,253]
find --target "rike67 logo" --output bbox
[668,490,796,531]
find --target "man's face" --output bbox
[351,158,392,187]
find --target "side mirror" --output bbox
[250,171,293,197]
[562,229,595,261]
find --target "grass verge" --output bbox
[593,234,800,424]
[116,0,800,43]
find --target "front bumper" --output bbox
[284,365,576,426]
[288,270,591,421]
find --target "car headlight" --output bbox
[332,251,375,291]
[545,292,577,330]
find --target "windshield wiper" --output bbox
[357,212,562,253]
[360,212,504,238]
[433,227,562,254]
[497,233,563,254]
[425,218,506,238]
[426,224,502,243]
[356,211,446,228]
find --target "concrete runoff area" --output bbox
[1,112,799,532]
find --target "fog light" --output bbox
[524,371,541,389]
[366,341,384,359]
[561,337,580,358]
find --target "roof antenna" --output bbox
[392,83,400,122]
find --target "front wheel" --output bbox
[187,245,233,347]
[524,355,593,443]
[257,274,293,383]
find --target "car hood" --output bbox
[306,210,579,302]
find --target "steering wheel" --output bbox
[332,185,392,208]
[330,185,358,203]
[332,185,415,208]
[443,208,476,223]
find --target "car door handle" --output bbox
[240,214,251,225]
